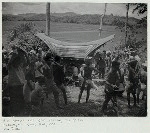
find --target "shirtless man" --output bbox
[78,58,98,103]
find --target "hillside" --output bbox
[2,12,140,27]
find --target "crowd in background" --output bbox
[2,42,147,116]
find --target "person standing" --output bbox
[53,55,67,105]
[43,53,62,109]
[35,56,44,82]
[72,64,79,82]
[7,45,27,116]
[102,61,120,115]
[106,51,112,72]
[137,63,147,104]
[127,60,138,108]
[78,58,98,103]
[97,54,106,79]
[23,62,35,116]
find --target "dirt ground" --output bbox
[34,83,146,117]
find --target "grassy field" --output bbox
[2,21,147,116]
[2,21,147,53]
[2,21,117,44]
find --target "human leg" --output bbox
[127,92,131,108]
[102,68,105,79]
[59,84,67,105]
[9,85,25,116]
[102,92,112,113]
[136,85,141,105]
[99,69,102,79]
[86,85,91,103]
[78,80,85,103]
[111,93,117,107]
[132,92,137,106]
[111,93,118,114]
[50,83,61,108]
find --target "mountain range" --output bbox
[2,12,144,27]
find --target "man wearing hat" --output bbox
[102,61,120,115]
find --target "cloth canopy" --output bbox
[36,33,115,59]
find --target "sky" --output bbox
[2,2,147,19]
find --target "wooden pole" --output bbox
[99,3,107,37]
[125,3,129,47]
[46,3,50,36]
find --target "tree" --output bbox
[132,3,147,15]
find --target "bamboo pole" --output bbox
[99,3,107,37]
[125,3,129,47]
[46,3,50,36]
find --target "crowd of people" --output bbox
[2,43,147,116]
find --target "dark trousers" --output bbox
[102,91,117,112]
[127,85,137,106]
[99,68,105,79]
[78,80,91,103]
[9,85,25,116]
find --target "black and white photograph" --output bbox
[2,2,147,117]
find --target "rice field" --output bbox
[2,21,147,116]
[2,21,147,52]
[2,21,123,48]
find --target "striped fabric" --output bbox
[36,33,115,59]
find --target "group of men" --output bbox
[77,48,147,115]
[2,44,147,116]
[2,44,67,116]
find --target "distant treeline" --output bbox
[2,12,147,28]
